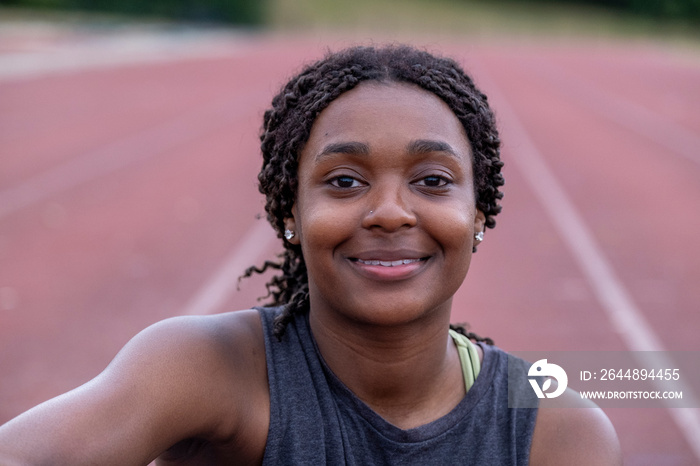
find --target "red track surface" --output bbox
[1,31,699,464]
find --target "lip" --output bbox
[351,249,428,262]
[347,250,431,281]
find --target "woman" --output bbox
[0,44,621,465]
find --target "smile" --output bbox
[348,256,430,281]
[354,258,423,267]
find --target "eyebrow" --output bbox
[315,139,459,161]
[316,142,370,160]
[407,139,459,157]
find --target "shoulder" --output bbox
[529,388,622,465]
[126,309,270,457]
[0,309,269,464]
[115,309,269,430]
[113,309,265,389]
[132,308,266,370]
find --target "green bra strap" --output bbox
[448,329,481,393]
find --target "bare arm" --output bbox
[0,310,267,465]
[529,388,622,466]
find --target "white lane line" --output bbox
[474,64,700,461]
[0,91,264,222]
[179,219,278,316]
[530,58,700,168]
[0,30,251,81]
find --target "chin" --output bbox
[343,293,453,329]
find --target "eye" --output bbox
[415,175,451,188]
[329,175,363,188]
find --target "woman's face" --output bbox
[287,81,484,327]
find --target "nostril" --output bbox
[363,213,417,232]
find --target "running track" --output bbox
[1,28,699,465]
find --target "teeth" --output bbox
[357,258,420,266]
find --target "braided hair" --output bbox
[243,45,504,342]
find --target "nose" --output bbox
[361,180,417,232]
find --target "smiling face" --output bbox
[285,82,485,328]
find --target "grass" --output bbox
[1,0,698,46]
[265,0,700,44]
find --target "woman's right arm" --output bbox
[0,311,267,465]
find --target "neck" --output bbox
[308,302,465,429]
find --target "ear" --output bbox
[283,216,300,245]
[473,209,486,245]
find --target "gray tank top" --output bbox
[258,306,538,465]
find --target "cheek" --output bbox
[445,210,477,280]
[297,200,355,254]
[431,205,477,283]
[430,202,476,245]
[449,227,474,266]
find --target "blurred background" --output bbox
[1,0,699,464]
[2,0,700,30]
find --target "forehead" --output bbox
[304,82,471,156]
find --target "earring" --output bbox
[474,231,484,241]
[284,229,295,240]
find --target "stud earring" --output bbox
[474,231,484,241]
[284,229,295,240]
